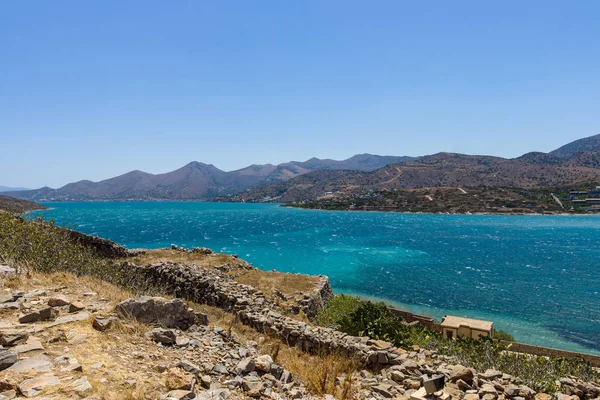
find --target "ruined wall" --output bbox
[66,229,137,259]
[113,261,403,367]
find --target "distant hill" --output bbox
[0,196,48,213]
[550,133,600,158]
[0,186,29,192]
[236,150,600,203]
[5,154,412,201]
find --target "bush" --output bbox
[494,329,515,342]
[314,294,361,328]
[0,212,105,277]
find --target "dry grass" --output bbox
[3,271,134,303]
[260,340,360,399]
[231,269,319,300]
[124,248,239,268]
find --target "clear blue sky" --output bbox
[2,1,599,188]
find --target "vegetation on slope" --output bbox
[316,295,599,393]
[0,195,47,213]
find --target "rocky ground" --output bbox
[1,263,599,400]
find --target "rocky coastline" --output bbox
[1,227,599,399]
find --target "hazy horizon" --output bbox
[3,1,600,188]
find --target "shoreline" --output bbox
[29,200,596,217]
[279,204,593,217]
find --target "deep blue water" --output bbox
[30,202,600,355]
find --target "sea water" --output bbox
[30,202,600,355]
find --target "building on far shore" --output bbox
[440,315,494,340]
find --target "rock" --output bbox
[48,311,90,327]
[147,328,177,345]
[423,375,445,394]
[0,302,20,310]
[164,389,196,400]
[54,355,83,372]
[195,312,209,326]
[254,354,273,372]
[242,376,264,397]
[18,307,58,323]
[519,386,536,399]
[0,329,29,347]
[116,297,196,330]
[69,302,85,312]
[480,384,498,397]
[18,374,61,397]
[13,338,44,355]
[481,369,503,380]
[0,265,16,277]
[464,394,480,400]
[410,387,429,400]
[178,360,201,375]
[200,375,212,389]
[165,368,192,390]
[0,350,17,372]
[400,360,420,373]
[196,389,230,400]
[233,358,255,375]
[212,364,228,375]
[72,376,93,394]
[534,394,552,400]
[405,379,422,389]
[7,356,52,373]
[372,384,395,398]
[47,296,70,307]
[450,365,474,384]
[92,316,113,332]
[505,384,521,397]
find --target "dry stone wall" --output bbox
[114,261,403,367]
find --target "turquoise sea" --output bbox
[30,202,600,355]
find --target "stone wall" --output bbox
[113,261,403,368]
[295,276,335,319]
[66,229,139,259]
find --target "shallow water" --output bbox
[31,202,600,355]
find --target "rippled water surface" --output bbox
[32,202,600,354]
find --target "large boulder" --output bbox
[450,364,474,384]
[115,296,196,329]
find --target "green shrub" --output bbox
[314,294,361,328]
[0,212,105,277]
[494,329,515,342]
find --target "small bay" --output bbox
[31,201,600,355]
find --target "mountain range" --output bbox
[5,134,600,202]
[4,154,413,201]
[231,134,600,203]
